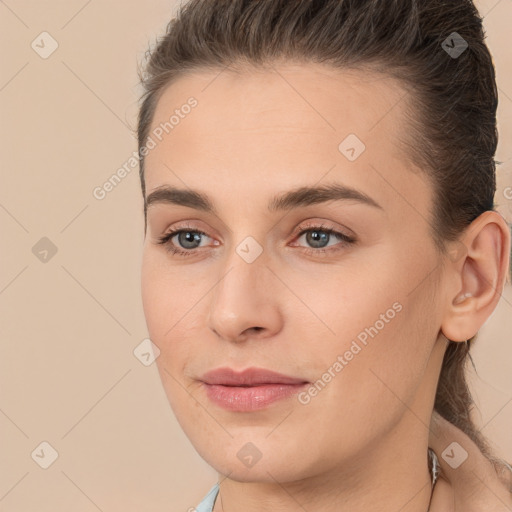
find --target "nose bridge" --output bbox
[212,238,268,314]
[207,236,281,341]
[218,223,269,288]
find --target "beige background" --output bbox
[0,1,511,510]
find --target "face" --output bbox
[141,62,447,483]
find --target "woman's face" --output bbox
[141,63,449,482]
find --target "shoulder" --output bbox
[195,483,219,512]
[429,411,512,511]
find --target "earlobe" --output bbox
[440,210,511,343]
[442,290,475,342]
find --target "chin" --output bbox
[191,434,316,483]
[203,454,302,483]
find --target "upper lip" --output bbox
[200,367,309,386]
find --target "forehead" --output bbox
[149,63,409,145]
[144,62,431,220]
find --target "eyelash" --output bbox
[156,221,356,258]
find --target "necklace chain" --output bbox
[427,448,440,512]
[428,447,440,487]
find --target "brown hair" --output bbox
[137,0,510,468]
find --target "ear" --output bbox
[441,210,511,342]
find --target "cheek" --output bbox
[141,254,192,413]
[141,250,199,338]
[141,249,210,387]
[288,254,437,415]
[141,257,168,341]
[279,257,402,349]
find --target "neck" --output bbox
[213,416,434,512]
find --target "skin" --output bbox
[429,411,512,511]
[140,62,511,511]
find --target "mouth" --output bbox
[199,367,309,411]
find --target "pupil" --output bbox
[179,231,201,249]
[307,231,329,248]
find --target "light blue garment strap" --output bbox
[195,483,220,512]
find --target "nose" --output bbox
[207,250,283,344]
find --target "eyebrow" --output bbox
[145,182,383,214]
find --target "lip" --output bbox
[199,367,309,412]
[200,367,308,386]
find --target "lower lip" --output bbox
[202,382,309,411]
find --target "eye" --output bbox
[156,223,216,257]
[155,221,356,258]
[290,222,356,256]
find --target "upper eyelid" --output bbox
[160,222,354,246]
[156,222,356,261]
[161,221,350,237]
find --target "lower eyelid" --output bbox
[158,226,355,255]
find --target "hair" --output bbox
[137,0,511,472]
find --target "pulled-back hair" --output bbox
[137,0,510,468]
